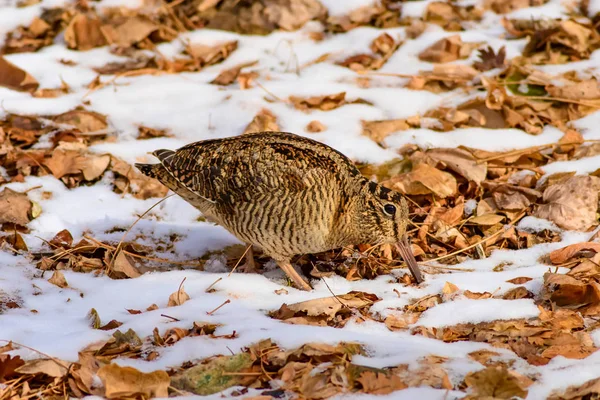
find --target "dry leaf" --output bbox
[64,13,107,51]
[362,119,409,144]
[473,46,506,71]
[356,370,407,394]
[383,163,457,198]
[306,120,325,133]
[290,92,346,111]
[443,282,460,294]
[535,175,600,231]
[97,363,169,399]
[419,35,480,63]
[0,188,32,226]
[464,366,532,399]
[82,154,110,181]
[48,270,68,288]
[168,284,190,307]
[210,61,257,85]
[243,109,279,134]
[549,242,600,264]
[470,213,504,225]
[43,150,86,179]
[100,15,158,47]
[111,251,141,279]
[549,376,600,400]
[0,56,39,92]
[14,358,70,378]
[426,148,487,184]
[53,109,108,133]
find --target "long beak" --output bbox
[395,236,424,284]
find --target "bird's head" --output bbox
[357,181,410,245]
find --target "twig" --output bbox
[228,244,252,276]
[319,272,348,309]
[107,194,175,274]
[206,299,231,315]
[176,277,186,306]
[160,314,180,322]
[475,140,600,163]
[205,277,222,292]
[0,340,71,372]
[254,81,286,103]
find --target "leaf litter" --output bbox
[2,0,600,399]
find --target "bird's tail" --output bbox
[134,163,160,179]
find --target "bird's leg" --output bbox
[277,260,312,291]
[396,236,424,284]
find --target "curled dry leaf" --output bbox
[0,188,32,226]
[362,119,409,144]
[186,41,238,66]
[53,109,108,133]
[548,376,600,400]
[464,366,532,400]
[306,120,326,133]
[97,363,169,399]
[0,56,39,92]
[383,163,457,198]
[110,251,142,279]
[14,358,71,378]
[549,242,600,264]
[48,270,68,288]
[0,354,24,381]
[547,78,600,100]
[243,109,279,134]
[111,157,169,199]
[419,35,481,63]
[542,273,600,309]
[535,175,600,231]
[100,15,158,47]
[210,61,258,86]
[168,284,190,307]
[64,13,107,51]
[426,147,487,184]
[272,291,379,327]
[290,92,346,111]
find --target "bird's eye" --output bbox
[383,204,396,216]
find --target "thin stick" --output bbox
[206,277,223,292]
[206,299,231,315]
[228,244,252,276]
[107,194,175,274]
[254,81,286,103]
[160,314,180,322]
[475,140,600,163]
[176,277,186,306]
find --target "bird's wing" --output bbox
[154,138,337,205]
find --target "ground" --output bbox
[1,0,600,399]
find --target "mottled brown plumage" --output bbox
[135,131,423,290]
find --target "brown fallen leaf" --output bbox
[52,109,108,133]
[64,13,107,51]
[137,126,172,140]
[306,120,326,133]
[100,15,158,47]
[473,45,506,72]
[548,376,600,400]
[507,277,532,285]
[210,61,258,86]
[547,78,600,100]
[272,291,379,327]
[0,188,32,226]
[356,370,407,394]
[464,366,532,399]
[198,0,327,34]
[82,154,111,181]
[186,41,238,66]
[0,354,24,382]
[362,119,409,144]
[383,163,457,198]
[542,273,600,309]
[110,251,142,279]
[111,157,169,199]
[43,150,86,179]
[0,56,39,92]
[97,363,169,399]
[14,358,70,378]
[168,284,190,307]
[549,242,600,264]
[48,270,68,288]
[426,147,487,184]
[243,109,279,134]
[535,175,600,231]
[419,35,481,63]
[290,92,346,111]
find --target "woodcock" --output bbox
[135,131,423,290]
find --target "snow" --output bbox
[1,0,600,398]
[417,299,540,327]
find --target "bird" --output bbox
[135,131,423,290]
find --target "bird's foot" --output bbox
[277,260,312,291]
